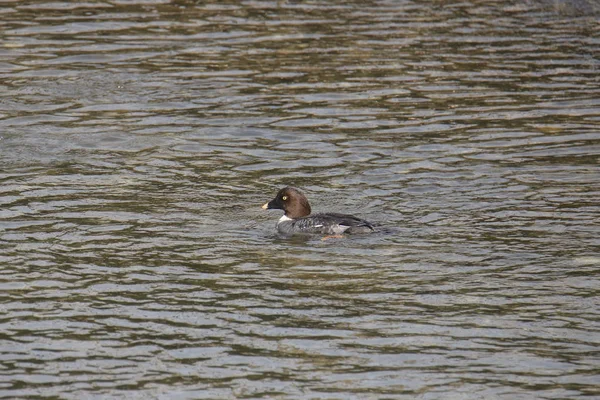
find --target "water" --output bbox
[1,0,599,398]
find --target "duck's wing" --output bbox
[310,213,375,234]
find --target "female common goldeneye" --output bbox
[262,187,375,236]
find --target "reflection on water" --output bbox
[1,0,599,398]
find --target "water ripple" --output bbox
[1,0,599,398]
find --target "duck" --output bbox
[262,187,375,236]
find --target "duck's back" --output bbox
[278,212,374,235]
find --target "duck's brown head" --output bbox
[262,187,311,219]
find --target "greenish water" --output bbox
[1,1,599,399]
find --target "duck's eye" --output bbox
[282,196,288,201]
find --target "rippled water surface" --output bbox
[1,0,600,398]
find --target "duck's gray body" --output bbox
[275,212,374,235]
